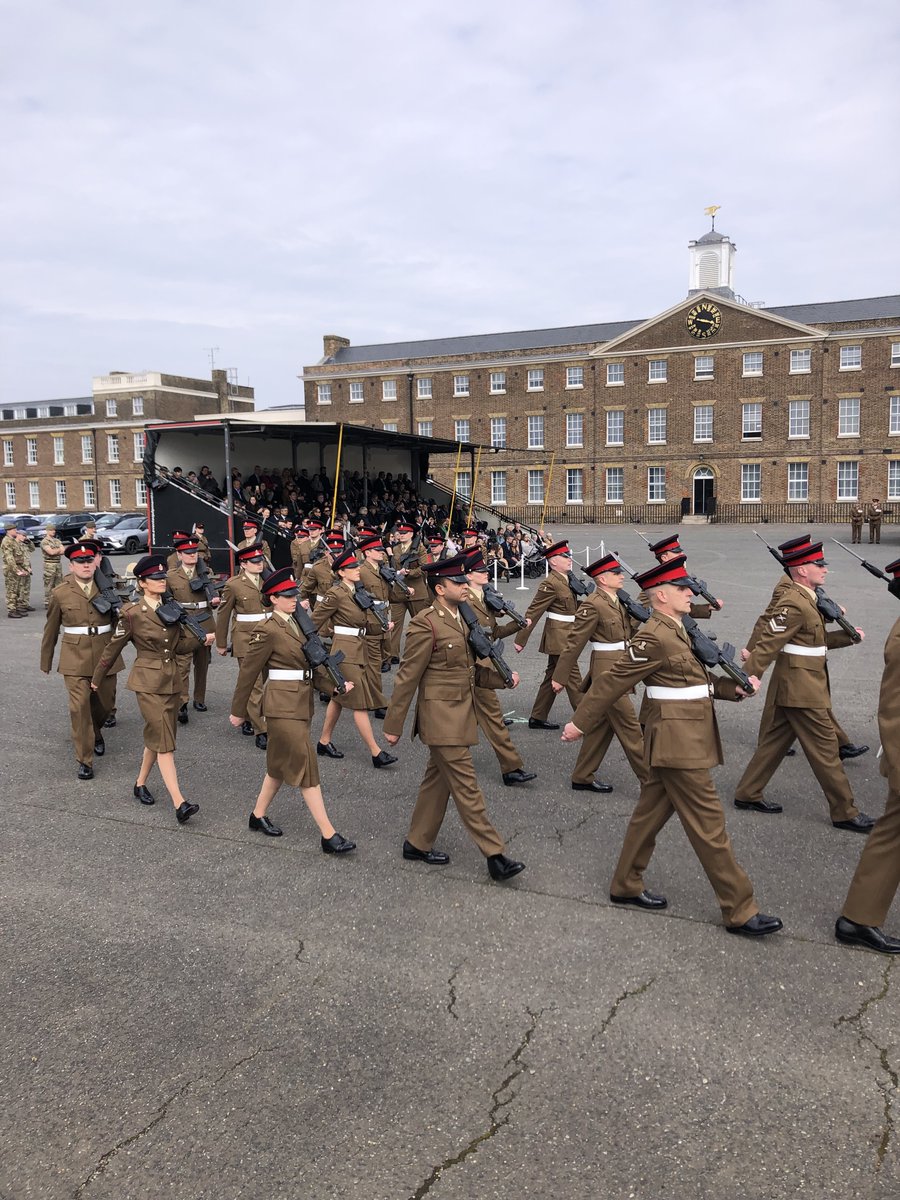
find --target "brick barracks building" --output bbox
[301,224,900,523]
[1,370,254,517]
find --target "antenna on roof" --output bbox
[205,346,220,372]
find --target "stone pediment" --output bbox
[589,292,826,356]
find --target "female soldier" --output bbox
[313,547,398,768]
[229,567,355,850]
[91,554,214,823]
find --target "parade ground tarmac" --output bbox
[3,521,900,1200]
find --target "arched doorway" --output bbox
[692,466,715,516]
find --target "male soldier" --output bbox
[461,550,536,787]
[836,557,900,954]
[301,531,344,610]
[562,554,781,938]
[383,554,525,882]
[215,542,270,749]
[40,540,123,779]
[167,533,216,721]
[238,516,272,561]
[425,535,445,564]
[290,524,310,574]
[3,526,33,617]
[80,520,98,542]
[866,497,883,544]
[386,523,429,664]
[553,552,648,795]
[357,532,394,715]
[304,519,326,563]
[192,521,211,563]
[513,540,584,730]
[166,529,191,570]
[643,534,723,618]
[40,523,65,606]
[849,501,866,545]
[735,540,873,832]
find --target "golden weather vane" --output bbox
[704,204,721,230]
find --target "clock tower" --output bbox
[688,210,736,300]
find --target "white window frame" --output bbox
[741,403,762,440]
[693,405,713,443]
[107,434,119,464]
[566,366,584,389]
[382,421,398,432]
[382,380,398,402]
[109,478,121,508]
[648,359,667,383]
[4,481,15,509]
[888,461,900,501]
[647,466,666,503]
[527,470,544,504]
[317,383,332,405]
[83,479,95,508]
[416,377,433,400]
[787,462,809,502]
[136,478,148,507]
[605,466,624,503]
[27,437,39,465]
[836,460,859,501]
[741,463,761,502]
[606,363,625,386]
[55,480,67,507]
[606,410,624,446]
[454,419,470,442]
[456,470,472,499]
[2,440,12,466]
[349,381,364,403]
[527,415,544,449]
[526,368,544,392]
[694,356,714,381]
[565,468,583,504]
[742,352,763,377]
[565,412,584,448]
[891,344,900,368]
[417,420,433,438]
[788,400,810,439]
[489,371,506,394]
[647,407,667,445]
[453,375,469,398]
[28,481,40,508]
[105,399,118,418]
[133,431,146,461]
[81,434,93,464]
[132,396,144,416]
[490,417,507,449]
[490,470,507,505]
[53,436,64,465]
[890,396,900,436]
[838,397,860,437]
[790,349,812,374]
[839,345,862,371]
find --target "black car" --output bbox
[43,512,109,543]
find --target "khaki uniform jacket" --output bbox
[360,561,394,635]
[573,612,739,769]
[743,582,855,709]
[238,535,272,561]
[2,537,29,572]
[850,504,865,526]
[866,502,884,524]
[41,575,126,677]
[195,534,211,562]
[232,615,315,722]
[553,587,636,689]
[514,570,579,655]
[384,603,510,746]
[878,616,900,790]
[93,601,196,694]
[312,582,370,666]
[40,535,64,563]
[166,565,214,624]
[290,539,308,574]
[300,556,334,604]
[389,540,429,603]
[215,571,270,657]
[465,586,522,643]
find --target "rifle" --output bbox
[352,582,390,631]
[634,529,721,610]
[753,533,861,643]
[91,554,123,620]
[457,600,515,687]
[611,553,653,624]
[682,615,755,694]
[379,559,412,599]
[566,569,595,599]
[481,582,527,630]
[156,594,210,644]
[397,530,423,571]
[752,528,786,568]
[832,540,892,583]
[192,554,224,606]
[292,600,349,694]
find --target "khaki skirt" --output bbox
[266,717,320,788]
[136,690,180,754]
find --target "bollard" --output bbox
[517,555,528,591]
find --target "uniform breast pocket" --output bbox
[62,633,83,647]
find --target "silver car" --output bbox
[101,515,149,554]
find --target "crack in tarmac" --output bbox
[591,978,656,1043]
[447,963,463,1020]
[834,958,897,1170]
[409,1007,544,1199]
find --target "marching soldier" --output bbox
[735,540,873,832]
[312,546,397,768]
[462,550,537,787]
[643,534,722,618]
[229,566,356,852]
[3,526,33,617]
[553,553,648,795]
[513,540,584,729]
[300,531,344,610]
[40,540,123,779]
[40,523,65,606]
[166,529,191,570]
[290,524,310,574]
[383,554,526,882]
[849,502,866,545]
[166,533,216,721]
[386,523,429,663]
[562,554,781,937]
[92,554,213,823]
[866,497,883,544]
[215,542,270,749]
[192,521,211,563]
[836,557,900,954]
[238,516,272,561]
[357,531,394,714]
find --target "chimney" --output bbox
[212,368,230,414]
[323,334,350,360]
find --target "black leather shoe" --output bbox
[175,801,199,824]
[502,717,514,726]
[103,715,116,728]
[249,813,282,836]
[785,746,796,756]
[402,839,449,865]
[835,917,900,954]
[726,913,783,937]
[192,701,208,712]
[610,890,668,910]
[321,832,356,854]
[503,768,537,786]
[255,733,268,750]
[133,784,155,805]
[372,750,398,768]
[372,707,387,719]
[833,812,876,833]
[241,720,254,736]
[93,736,105,757]
[177,704,189,725]
[317,741,344,758]
[77,762,94,781]
[391,656,400,665]
[487,853,526,881]
[839,743,870,760]
[528,718,560,730]
[381,661,391,673]
[734,797,783,814]
[572,780,613,794]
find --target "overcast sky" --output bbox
[2,0,899,408]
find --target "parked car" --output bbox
[41,511,114,543]
[99,515,149,554]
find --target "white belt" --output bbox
[781,643,826,657]
[268,668,312,681]
[590,640,625,652]
[646,684,712,701]
[334,624,364,637]
[236,612,269,622]
[547,612,575,623]
[63,623,112,635]
[302,563,314,570]
[181,601,208,609]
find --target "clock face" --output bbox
[686,302,722,340]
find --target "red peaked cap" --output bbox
[424,553,468,582]
[64,540,101,561]
[173,535,200,553]
[133,554,168,579]
[649,534,681,559]
[242,517,261,530]
[307,520,325,531]
[885,557,900,579]
[395,523,415,535]
[462,549,487,573]
[777,533,812,555]
[358,533,385,553]
[293,525,309,537]
[782,542,826,568]
[585,553,624,578]
[262,567,298,597]
[325,532,345,548]
[236,541,265,563]
[634,553,693,591]
[542,540,572,559]
[332,548,359,571]
[169,528,190,542]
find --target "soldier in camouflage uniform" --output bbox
[3,528,33,617]
[40,524,65,606]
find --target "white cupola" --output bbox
[688,210,736,299]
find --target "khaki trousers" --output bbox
[64,674,116,765]
[869,522,882,544]
[611,765,758,926]
[735,705,857,823]
[408,744,505,857]
[756,676,848,749]
[530,654,583,721]
[843,787,900,927]
[5,572,28,612]
[177,642,211,704]
[572,692,648,786]
[850,523,863,544]
[388,598,429,660]
[473,686,523,774]
[235,655,267,734]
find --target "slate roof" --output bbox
[763,295,900,325]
